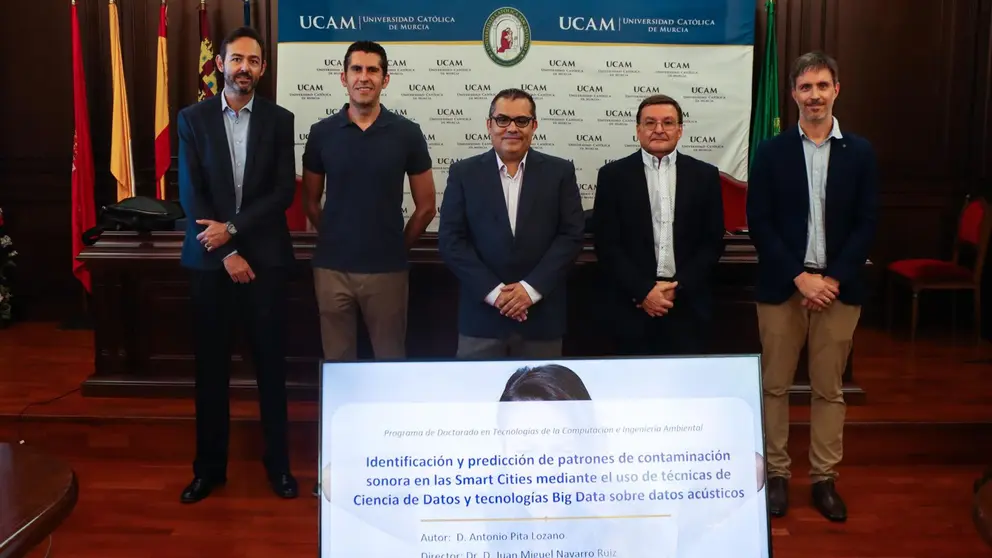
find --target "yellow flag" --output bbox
[154,0,170,200]
[109,0,134,201]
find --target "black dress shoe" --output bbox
[811,479,847,522]
[767,476,789,517]
[269,472,299,499]
[180,477,224,504]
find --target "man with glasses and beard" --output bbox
[177,26,298,503]
[438,88,585,359]
[593,94,725,357]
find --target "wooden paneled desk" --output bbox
[77,231,862,403]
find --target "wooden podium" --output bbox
[77,231,862,403]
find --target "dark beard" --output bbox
[226,72,256,94]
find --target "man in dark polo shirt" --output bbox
[301,40,436,363]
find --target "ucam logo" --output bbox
[394,108,409,116]
[464,133,488,141]
[484,7,532,67]
[576,85,603,92]
[437,108,463,116]
[664,61,690,69]
[549,108,575,116]
[632,85,660,94]
[692,86,718,94]
[437,157,462,165]
[409,84,435,91]
[559,17,616,31]
[533,133,547,141]
[464,84,491,91]
[299,133,309,141]
[391,60,408,68]
[299,16,356,30]
[325,108,338,116]
[690,136,717,143]
[606,60,633,68]
[423,133,435,141]
[436,59,464,67]
[323,59,342,68]
[577,183,596,191]
[521,84,548,92]
[576,134,602,142]
[298,84,323,91]
[549,60,576,67]
[605,109,633,118]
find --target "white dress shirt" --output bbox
[484,152,543,306]
[800,116,843,269]
[642,148,677,277]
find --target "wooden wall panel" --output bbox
[1,0,991,321]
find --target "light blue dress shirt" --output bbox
[218,93,253,260]
[220,92,254,213]
[799,116,843,269]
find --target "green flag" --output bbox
[750,0,780,167]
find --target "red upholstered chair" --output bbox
[886,195,992,341]
[286,175,309,232]
[719,171,748,233]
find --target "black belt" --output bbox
[804,267,826,274]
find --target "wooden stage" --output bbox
[2,322,992,556]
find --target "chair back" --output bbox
[287,176,309,232]
[719,171,748,233]
[952,196,992,282]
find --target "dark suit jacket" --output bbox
[746,126,879,305]
[438,148,585,341]
[177,95,296,270]
[593,150,725,327]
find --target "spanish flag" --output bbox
[154,0,170,200]
[109,0,134,201]
[198,0,218,101]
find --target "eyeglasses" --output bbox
[640,119,681,131]
[490,114,535,128]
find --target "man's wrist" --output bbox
[519,281,541,303]
[223,250,238,261]
[484,283,505,306]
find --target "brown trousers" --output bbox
[313,268,408,360]
[757,292,861,482]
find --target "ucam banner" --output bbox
[277,1,755,232]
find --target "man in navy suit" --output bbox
[176,26,298,503]
[593,94,725,356]
[747,51,878,522]
[439,88,584,358]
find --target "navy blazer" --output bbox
[746,125,879,305]
[177,95,297,270]
[438,148,585,341]
[593,150,725,322]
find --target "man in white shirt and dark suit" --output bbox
[438,88,585,358]
[593,94,725,356]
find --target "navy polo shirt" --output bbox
[302,104,432,273]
